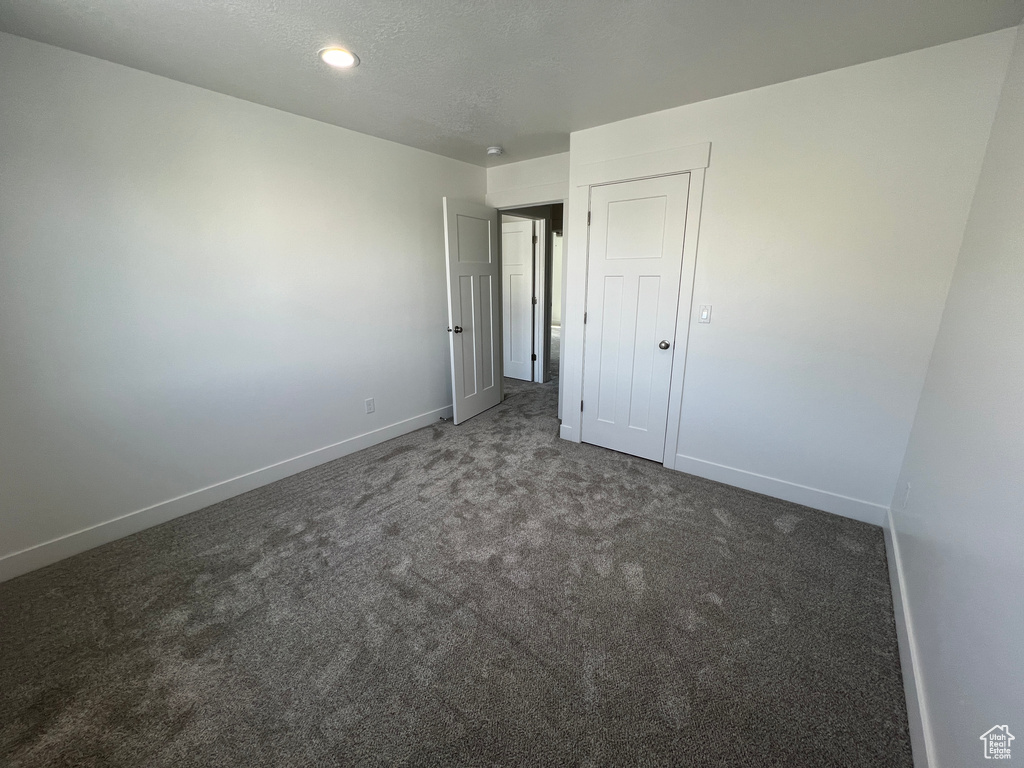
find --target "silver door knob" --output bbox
[659,340,670,349]
[453,326,463,334]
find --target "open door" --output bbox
[500,217,535,381]
[443,198,503,424]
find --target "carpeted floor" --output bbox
[0,379,912,767]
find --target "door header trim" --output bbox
[573,142,711,189]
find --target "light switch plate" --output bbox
[698,305,712,323]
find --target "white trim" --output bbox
[572,142,711,189]
[883,509,935,767]
[557,224,568,420]
[0,404,453,583]
[485,183,569,210]
[560,183,591,443]
[533,219,547,383]
[661,169,706,467]
[672,453,888,526]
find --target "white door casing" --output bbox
[532,219,548,384]
[580,174,690,461]
[443,198,503,424]
[501,218,534,381]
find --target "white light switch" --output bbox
[698,305,712,323]
[365,398,375,414]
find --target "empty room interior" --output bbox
[1,1,1022,766]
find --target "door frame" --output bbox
[559,142,710,469]
[532,218,548,384]
[499,213,538,382]
[499,205,559,385]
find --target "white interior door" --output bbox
[581,174,690,461]
[443,198,502,424]
[501,218,534,381]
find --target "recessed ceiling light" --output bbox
[319,48,359,69]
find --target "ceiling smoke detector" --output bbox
[486,146,504,157]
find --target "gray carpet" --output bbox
[0,378,912,767]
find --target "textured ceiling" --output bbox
[1,0,1022,166]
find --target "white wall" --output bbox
[0,33,484,578]
[485,153,569,209]
[560,30,1016,522]
[889,25,1024,768]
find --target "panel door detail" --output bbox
[501,218,534,381]
[581,174,690,461]
[443,198,502,424]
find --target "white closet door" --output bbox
[581,174,689,461]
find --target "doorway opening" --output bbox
[498,202,564,387]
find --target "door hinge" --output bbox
[587,211,591,226]
[531,354,537,361]
[532,296,538,305]
[581,400,584,412]
[533,235,538,244]
[584,311,588,324]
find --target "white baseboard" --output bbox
[883,509,934,768]
[0,404,453,583]
[672,453,888,526]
